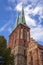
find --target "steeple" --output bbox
[14,14,19,29]
[15,6,26,28]
[16,14,19,26]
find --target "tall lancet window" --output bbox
[23,29,27,40]
[15,31,19,40]
[17,30,19,39]
[20,29,23,39]
[13,35,15,43]
[27,32,29,41]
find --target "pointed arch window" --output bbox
[27,32,29,41]
[23,29,27,40]
[17,30,19,39]
[20,29,23,39]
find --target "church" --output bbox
[8,7,43,65]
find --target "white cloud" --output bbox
[15,2,22,11]
[15,2,43,22]
[31,25,43,41]
[15,2,33,13]
[29,0,39,7]
[0,23,8,32]
[8,0,43,20]
[25,14,36,27]
[0,21,11,32]
[32,6,43,16]
[32,5,43,23]
[8,27,12,33]
[24,5,33,15]
[38,0,43,6]
[32,6,40,15]
[24,3,43,19]
[39,9,43,18]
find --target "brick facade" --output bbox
[8,24,43,65]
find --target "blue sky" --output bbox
[0,0,43,45]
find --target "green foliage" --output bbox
[0,36,14,65]
[4,48,14,65]
[0,36,7,56]
[0,36,6,48]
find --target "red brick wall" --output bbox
[8,24,30,49]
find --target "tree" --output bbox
[0,36,7,56]
[0,36,6,48]
[0,36,14,65]
[4,48,14,65]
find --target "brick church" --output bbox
[8,7,43,65]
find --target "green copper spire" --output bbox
[16,14,19,26]
[14,14,19,29]
[14,6,27,29]
[17,7,26,26]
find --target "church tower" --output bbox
[8,7,30,65]
[8,6,43,65]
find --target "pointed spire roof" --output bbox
[16,14,19,26]
[13,14,19,29]
[14,6,27,29]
